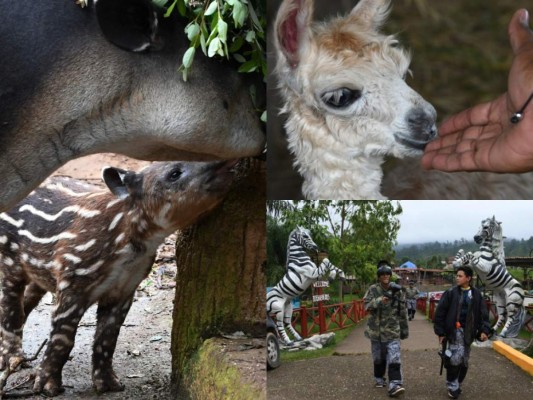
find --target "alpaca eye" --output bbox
[167,168,182,182]
[321,88,362,108]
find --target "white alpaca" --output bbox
[274,0,533,199]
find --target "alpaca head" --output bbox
[275,0,437,159]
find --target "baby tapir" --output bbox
[0,160,237,396]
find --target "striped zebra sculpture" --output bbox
[453,216,525,338]
[266,226,345,345]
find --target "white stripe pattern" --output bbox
[74,260,104,276]
[17,230,77,244]
[108,213,123,231]
[74,239,96,252]
[19,204,100,221]
[63,254,82,264]
[0,213,24,228]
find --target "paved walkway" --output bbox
[267,311,533,400]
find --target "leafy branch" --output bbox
[155,0,266,83]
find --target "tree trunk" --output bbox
[170,159,266,391]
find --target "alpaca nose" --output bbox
[406,107,438,142]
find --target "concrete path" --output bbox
[267,311,533,400]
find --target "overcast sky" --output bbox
[396,201,533,244]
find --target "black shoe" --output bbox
[448,388,461,399]
[388,386,405,397]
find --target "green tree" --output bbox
[266,201,403,293]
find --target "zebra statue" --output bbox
[266,226,345,345]
[453,216,525,338]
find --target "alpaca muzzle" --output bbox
[394,107,438,151]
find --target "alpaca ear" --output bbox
[275,0,314,68]
[349,0,391,31]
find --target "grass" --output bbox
[280,323,360,363]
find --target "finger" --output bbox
[439,102,493,136]
[508,9,533,55]
[423,149,480,172]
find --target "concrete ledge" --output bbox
[493,340,533,376]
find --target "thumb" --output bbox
[509,9,533,54]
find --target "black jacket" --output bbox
[433,286,491,345]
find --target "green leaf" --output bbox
[260,110,267,123]
[208,37,221,57]
[233,1,247,28]
[186,23,201,41]
[233,53,246,63]
[218,19,228,43]
[204,1,218,16]
[238,60,257,73]
[182,46,196,68]
[164,0,178,17]
[200,33,207,55]
[152,0,169,8]
[245,30,255,43]
[229,36,244,53]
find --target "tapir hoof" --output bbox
[93,369,125,393]
[33,374,65,397]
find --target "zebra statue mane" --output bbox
[454,216,525,338]
[488,216,505,266]
[285,226,315,269]
[268,226,345,345]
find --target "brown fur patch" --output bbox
[316,26,364,54]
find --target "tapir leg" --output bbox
[91,295,134,393]
[23,282,47,322]
[0,272,26,370]
[33,293,89,396]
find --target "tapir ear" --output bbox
[102,167,134,199]
[275,0,314,69]
[96,0,163,52]
[349,0,391,31]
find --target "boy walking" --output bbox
[433,266,490,399]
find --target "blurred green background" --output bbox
[267,0,528,199]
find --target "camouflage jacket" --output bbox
[405,287,419,300]
[364,283,409,342]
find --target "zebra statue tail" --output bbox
[499,305,527,338]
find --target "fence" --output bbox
[417,297,500,323]
[291,300,367,339]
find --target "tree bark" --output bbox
[171,159,266,390]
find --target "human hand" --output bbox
[438,336,445,345]
[422,9,533,173]
[381,296,390,305]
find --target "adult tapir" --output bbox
[0,0,265,212]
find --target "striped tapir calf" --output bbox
[0,160,237,396]
[0,0,264,212]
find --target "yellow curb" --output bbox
[492,340,533,376]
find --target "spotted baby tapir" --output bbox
[0,160,237,396]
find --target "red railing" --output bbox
[417,297,497,323]
[291,300,367,339]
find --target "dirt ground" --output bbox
[1,154,266,399]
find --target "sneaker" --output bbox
[375,382,385,388]
[448,388,461,399]
[388,386,405,397]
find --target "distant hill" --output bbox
[395,236,533,262]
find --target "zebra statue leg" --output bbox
[267,293,294,345]
[284,302,303,342]
[499,287,526,338]
[491,291,508,335]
